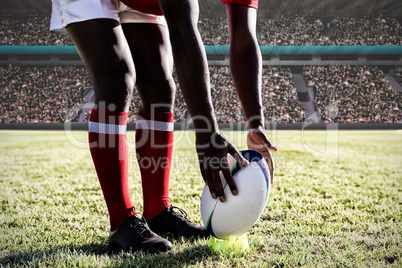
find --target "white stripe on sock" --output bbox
[89,121,127,134]
[136,119,173,131]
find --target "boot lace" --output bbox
[129,217,152,238]
[170,206,190,222]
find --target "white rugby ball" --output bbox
[200,150,271,239]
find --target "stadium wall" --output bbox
[1,123,401,131]
[1,46,401,66]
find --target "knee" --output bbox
[91,61,136,111]
[138,76,176,113]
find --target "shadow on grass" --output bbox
[0,239,216,267]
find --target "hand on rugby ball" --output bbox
[247,126,277,184]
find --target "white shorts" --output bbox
[50,0,167,33]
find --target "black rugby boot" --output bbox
[147,206,209,239]
[109,215,172,254]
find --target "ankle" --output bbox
[144,201,170,221]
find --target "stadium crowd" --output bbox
[0,64,307,124]
[0,16,73,46]
[1,15,401,46]
[258,15,331,46]
[1,64,401,124]
[0,65,90,123]
[198,17,230,46]
[1,13,401,124]
[258,16,401,46]
[206,66,305,123]
[395,66,402,84]
[331,16,401,46]
[304,65,402,123]
[260,67,305,123]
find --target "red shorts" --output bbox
[222,0,258,9]
[120,0,163,16]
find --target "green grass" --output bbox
[0,130,401,267]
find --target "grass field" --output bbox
[0,129,401,267]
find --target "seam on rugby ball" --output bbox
[206,210,217,237]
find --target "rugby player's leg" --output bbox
[67,19,136,231]
[122,23,208,238]
[123,22,174,221]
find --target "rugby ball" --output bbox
[200,150,271,239]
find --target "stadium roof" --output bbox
[0,0,400,19]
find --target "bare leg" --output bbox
[66,19,136,230]
[66,19,135,112]
[122,23,175,113]
[63,17,172,253]
[123,22,176,220]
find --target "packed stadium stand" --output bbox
[0,0,401,126]
[395,66,402,84]
[1,15,401,46]
[304,65,402,123]
[0,16,73,46]
[0,65,307,123]
[2,63,401,124]
[0,65,90,123]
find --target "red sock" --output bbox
[89,108,136,231]
[135,112,174,220]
